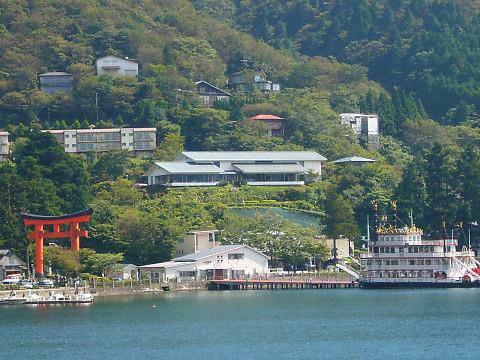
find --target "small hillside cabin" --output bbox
[249,114,284,137]
[228,70,280,93]
[39,72,74,94]
[96,56,139,77]
[195,81,231,106]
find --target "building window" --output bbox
[65,134,69,138]
[209,233,214,242]
[179,271,195,277]
[228,253,244,260]
[122,133,126,137]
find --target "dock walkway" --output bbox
[209,278,358,290]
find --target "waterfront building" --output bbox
[175,230,220,256]
[0,250,27,281]
[106,264,139,280]
[96,56,139,77]
[38,72,74,94]
[195,81,231,106]
[0,131,9,161]
[249,114,284,137]
[44,127,156,158]
[331,156,376,165]
[140,245,269,282]
[340,113,379,149]
[145,151,326,187]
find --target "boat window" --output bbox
[380,247,385,253]
[414,247,419,253]
[390,247,395,253]
[399,247,404,253]
[391,260,398,265]
[425,260,432,265]
[418,260,424,265]
[373,247,379,253]
[408,247,413,253]
[385,260,390,266]
[376,260,382,266]
[409,260,415,265]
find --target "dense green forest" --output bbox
[195,0,480,124]
[2,0,480,276]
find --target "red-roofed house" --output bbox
[249,114,284,137]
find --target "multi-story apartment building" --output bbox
[44,128,156,158]
[0,131,9,161]
[340,113,379,149]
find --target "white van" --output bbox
[268,268,285,277]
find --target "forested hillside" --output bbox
[195,0,480,123]
[2,0,480,275]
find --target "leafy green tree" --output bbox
[83,252,124,277]
[323,187,360,264]
[44,247,82,277]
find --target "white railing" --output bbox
[360,251,474,259]
[336,263,360,279]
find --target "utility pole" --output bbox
[95,92,99,122]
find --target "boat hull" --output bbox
[360,280,480,289]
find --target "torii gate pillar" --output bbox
[21,209,93,279]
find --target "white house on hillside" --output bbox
[340,113,379,149]
[96,56,139,77]
[145,151,326,187]
[139,245,269,282]
[0,132,9,161]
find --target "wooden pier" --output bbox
[208,278,358,290]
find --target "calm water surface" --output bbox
[1,289,479,359]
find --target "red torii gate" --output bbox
[21,208,93,278]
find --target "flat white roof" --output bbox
[181,151,326,162]
[43,128,156,134]
[139,261,194,269]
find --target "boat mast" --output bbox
[469,228,471,251]
[367,215,370,254]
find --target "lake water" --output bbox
[2,289,480,359]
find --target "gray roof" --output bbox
[173,245,247,262]
[195,81,232,96]
[181,151,326,162]
[331,156,376,164]
[153,162,224,174]
[39,72,73,77]
[233,163,306,174]
[0,250,10,256]
[139,261,194,269]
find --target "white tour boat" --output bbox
[359,202,480,288]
